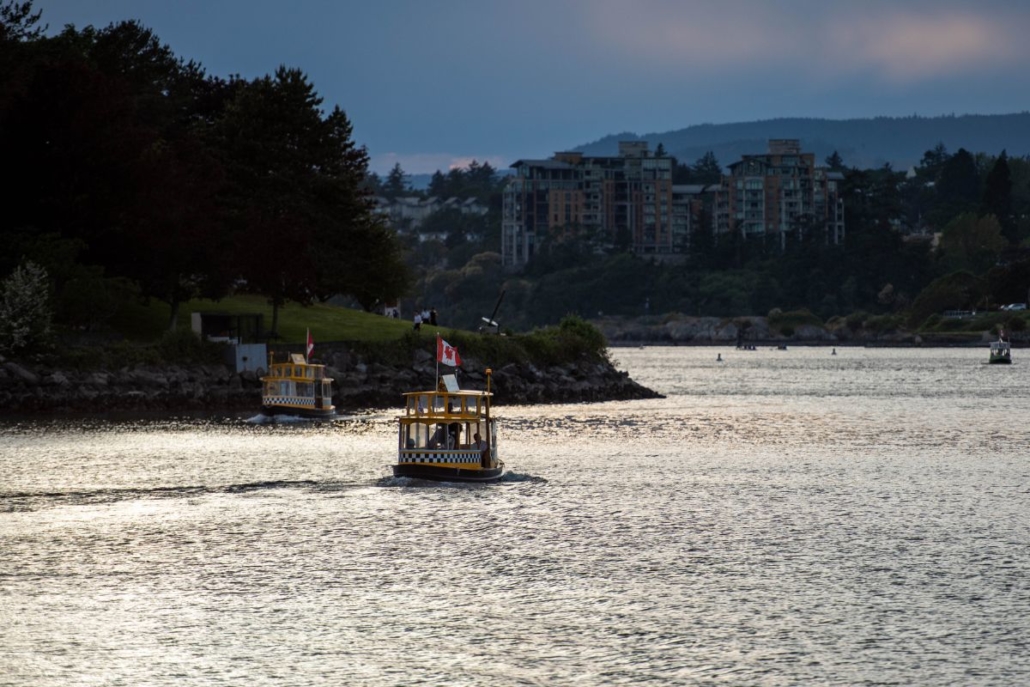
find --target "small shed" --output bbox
[191,312,264,344]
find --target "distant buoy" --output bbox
[832,348,837,355]
[716,353,722,362]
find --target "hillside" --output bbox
[574,113,1030,171]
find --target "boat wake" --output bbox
[244,413,314,425]
[0,479,348,512]
[497,471,547,484]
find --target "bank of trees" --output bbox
[0,1,409,352]
[411,144,1030,332]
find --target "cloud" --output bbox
[582,1,1028,85]
[824,11,1023,83]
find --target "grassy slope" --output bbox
[110,295,415,344]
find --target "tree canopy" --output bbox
[1,1,411,336]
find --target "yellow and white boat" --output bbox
[260,353,336,418]
[394,370,503,482]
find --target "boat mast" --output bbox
[484,368,492,467]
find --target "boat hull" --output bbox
[260,405,337,419]
[988,358,1012,365]
[393,463,504,483]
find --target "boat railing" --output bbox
[403,392,489,420]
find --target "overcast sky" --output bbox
[31,0,1030,175]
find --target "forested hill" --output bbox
[575,113,1030,170]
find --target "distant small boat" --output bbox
[989,338,1012,365]
[260,352,336,418]
[394,370,503,482]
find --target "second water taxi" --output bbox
[260,352,336,418]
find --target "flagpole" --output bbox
[435,334,440,390]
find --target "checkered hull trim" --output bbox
[264,396,315,407]
[399,451,480,465]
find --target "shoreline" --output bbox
[0,348,663,415]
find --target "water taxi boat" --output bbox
[394,370,503,482]
[989,339,1012,364]
[260,352,336,418]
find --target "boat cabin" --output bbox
[261,353,335,416]
[989,340,1012,364]
[394,372,502,481]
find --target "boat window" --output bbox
[404,421,436,448]
[306,368,313,379]
[265,382,276,395]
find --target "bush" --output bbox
[864,314,902,333]
[0,261,53,356]
[769,308,821,337]
[846,311,870,331]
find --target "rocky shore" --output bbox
[0,344,662,414]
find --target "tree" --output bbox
[0,1,46,43]
[384,162,408,198]
[981,151,1014,242]
[908,270,984,327]
[428,170,447,197]
[937,213,1007,274]
[0,260,51,355]
[825,151,845,171]
[692,151,722,184]
[931,147,980,227]
[211,67,334,334]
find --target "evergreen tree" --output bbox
[825,150,845,171]
[981,151,1014,242]
[930,148,980,228]
[428,170,447,197]
[692,151,722,184]
[384,162,408,198]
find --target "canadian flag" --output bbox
[437,335,462,367]
[306,329,314,360]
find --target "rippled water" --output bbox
[2,346,1029,685]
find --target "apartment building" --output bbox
[715,139,845,248]
[502,142,689,268]
[501,139,844,268]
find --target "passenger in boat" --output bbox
[428,424,447,449]
[472,432,487,452]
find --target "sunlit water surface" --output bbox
[2,347,1029,685]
